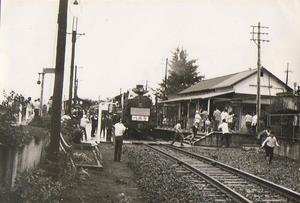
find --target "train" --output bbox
[122,85,156,139]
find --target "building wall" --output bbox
[234,71,287,96]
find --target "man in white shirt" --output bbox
[113,119,127,161]
[80,114,90,141]
[261,133,280,164]
[244,113,253,133]
[218,119,230,147]
[251,113,258,135]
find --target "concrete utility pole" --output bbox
[285,63,292,86]
[49,0,68,158]
[67,17,84,115]
[251,22,269,133]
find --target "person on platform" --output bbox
[106,114,113,142]
[25,97,34,123]
[170,120,184,147]
[80,114,90,141]
[33,98,40,117]
[218,119,230,147]
[90,113,98,138]
[194,110,201,126]
[227,111,235,131]
[113,119,127,162]
[205,117,212,134]
[220,109,229,124]
[261,132,280,164]
[213,107,221,131]
[251,113,258,135]
[100,115,106,138]
[47,96,53,114]
[244,112,253,133]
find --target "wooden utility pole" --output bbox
[74,65,78,104]
[285,63,292,86]
[67,17,84,115]
[251,22,269,133]
[49,0,68,158]
[164,58,168,99]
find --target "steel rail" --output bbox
[146,144,252,203]
[168,145,300,203]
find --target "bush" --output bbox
[12,152,75,203]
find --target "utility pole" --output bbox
[251,22,269,133]
[49,0,68,158]
[285,63,292,86]
[164,58,168,99]
[74,65,78,104]
[67,17,84,115]
[38,72,45,115]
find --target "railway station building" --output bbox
[160,67,292,132]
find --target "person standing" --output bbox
[47,96,53,114]
[80,114,90,141]
[171,120,184,147]
[25,97,34,123]
[33,99,40,117]
[251,113,258,135]
[227,112,235,131]
[213,108,221,131]
[261,133,280,164]
[90,113,98,138]
[113,119,127,162]
[100,115,106,138]
[220,109,228,124]
[244,112,253,133]
[106,115,113,142]
[218,119,230,147]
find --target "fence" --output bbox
[267,113,300,142]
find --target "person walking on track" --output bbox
[113,119,127,162]
[171,120,184,147]
[261,132,280,164]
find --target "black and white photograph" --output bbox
[1,0,300,202]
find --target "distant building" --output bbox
[160,67,292,131]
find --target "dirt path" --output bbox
[61,143,145,203]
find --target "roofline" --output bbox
[179,69,254,95]
[180,67,292,95]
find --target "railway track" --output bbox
[146,144,300,203]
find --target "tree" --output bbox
[158,47,202,99]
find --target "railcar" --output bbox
[123,85,156,139]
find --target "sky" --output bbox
[1,0,300,104]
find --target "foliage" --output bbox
[11,152,75,203]
[126,145,205,202]
[61,118,78,143]
[158,48,203,99]
[0,91,48,148]
[28,115,51,130]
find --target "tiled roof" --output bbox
[179,68,257,94]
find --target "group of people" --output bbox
[70,110,127,162]
[244,112,258,135]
